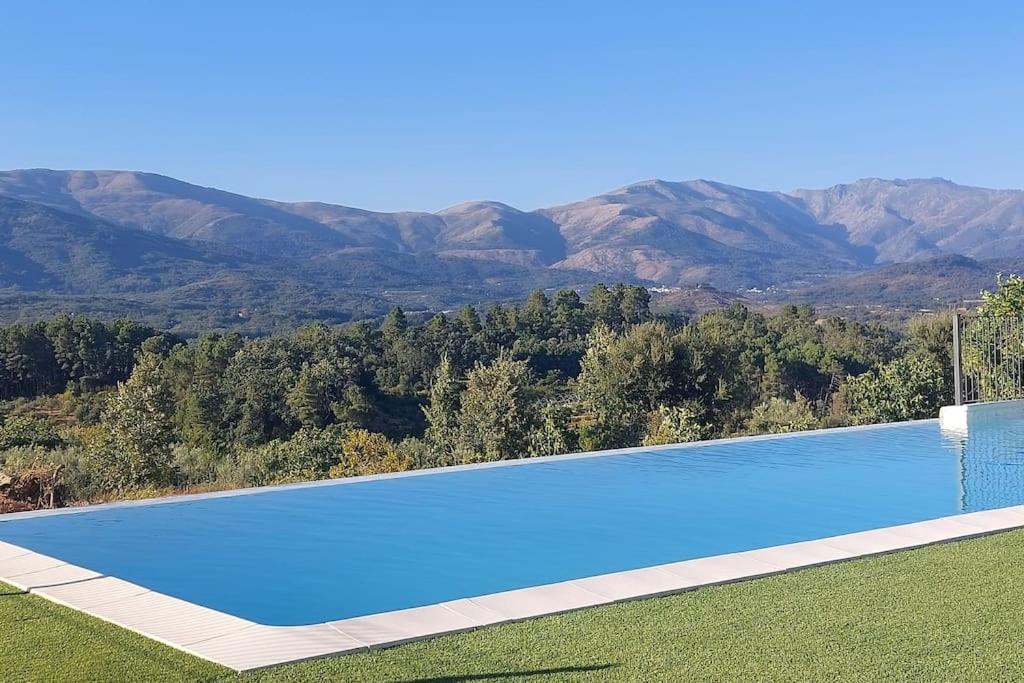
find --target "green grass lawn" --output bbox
[4,530,1024,682]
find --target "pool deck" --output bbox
[2,504,1024,671]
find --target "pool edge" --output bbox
[0,418,938,523]
[3,502,1023,673]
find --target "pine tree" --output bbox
[381,307,408,339]
[423,355,461,465]
[457,305,482,335]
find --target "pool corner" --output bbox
[939,398,1024,434]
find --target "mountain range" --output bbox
[1,169,1023,332]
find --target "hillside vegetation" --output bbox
[0,281,967,512]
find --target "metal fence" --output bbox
[954,313,1024,405]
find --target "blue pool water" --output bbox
[2,419,1024,626]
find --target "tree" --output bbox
[573,322,675,450]
[905,313,955,405]
[674,305,770,430]
[377,307,426,393]
[846,354,945,425]
[0,322,61,398]
[980,274,1024,317]
[88,353,176,491]
[522,290,552,336]
[481,304,516,352]
[46,315,117,392]
[527,401,576,457]
[223,339,298,446]
[618,285,651,325]
[287,356,365,428]
[552,289,588,339]
[587,283,622,329]
[381,307,409,338]
[457,305,482,336]
[422,355,461,465]
[421,313,456,366]
[456,352,536,463]
[109,318,165,377]
[166,333,242,451]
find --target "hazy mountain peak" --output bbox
[790,177,1024,262]
[436,199,524,215]
[435,199,564,266]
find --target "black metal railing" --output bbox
[954,313,1024,405]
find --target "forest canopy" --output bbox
[0,282,960,512]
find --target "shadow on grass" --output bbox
[1,590,28,597]
[397,663,619,682]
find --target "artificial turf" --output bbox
[3,529,1024,682]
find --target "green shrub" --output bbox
[746,393,818,434]
[236,426,343,486]
[643,403,713,446]
[846,354,945,424]
[397,436,437,470]
[171,444,227,487]
[527,401,577,457]
[328,429,411,478]
[0,416,67,450]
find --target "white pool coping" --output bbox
[939,398,1024,434]
[2,417,1022,672]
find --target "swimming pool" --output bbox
[2,417,1024,670]
[3,417,1024,627]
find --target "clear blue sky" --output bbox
[2,1,1022,211]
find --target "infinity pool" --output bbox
[2,419,1023,626]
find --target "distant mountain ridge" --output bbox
[539,178,870,286]
[0,188,595,334]
[3,169,1023,292]
[790,178,1024,263]
[784,254,1024,307]
[1,168,1023,333]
